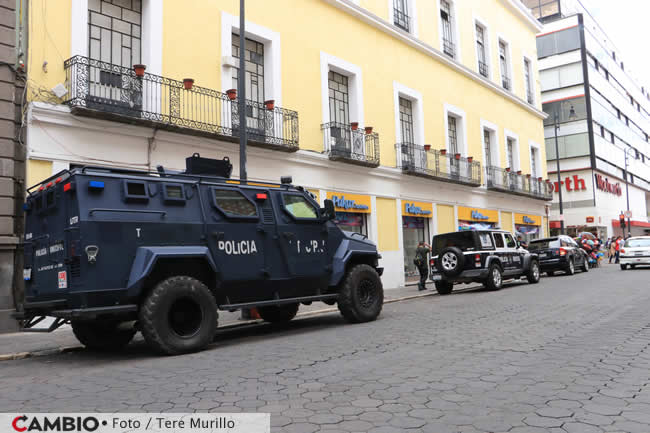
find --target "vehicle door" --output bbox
[492,232,509,270]
[206,186,266,304]
[568,237,586,265]
[275,192,329,297]
[503,233,524,273]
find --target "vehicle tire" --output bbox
[565,258,575,275]
[139,276,218,355]
[71,320,135,351]
[434,280,454,295]
[631,265,636,269]
[484,264,503,291]
[526,260,541,284]
[435,247,465,277]
[582,258,589,272]
[338,264,384,323]
[257,303,299,323]
[620,264,628,270]
[546,271,555,277]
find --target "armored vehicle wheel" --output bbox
[139,276,218,355]
[526,260,541,284]
[71,321,135,351]
[338,264,384,323]
[434,280,454,295]
[484,264,503,291]
[257,303,299,323]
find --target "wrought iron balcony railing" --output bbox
[322,122,380,168]
[486,166,552,201]
[443,38,456,58]
[63,56,299,151]
[478,61,489,78]
[393,8,411,33]
[397,142,481,186]
[501,75,511,91]
[527,91,534,104]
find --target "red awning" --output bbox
[611,219,650,228]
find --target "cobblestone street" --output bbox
[2,264,650,433]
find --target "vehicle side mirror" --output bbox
[322,199,336,221]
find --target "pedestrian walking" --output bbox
[615,236,623,264]
[414,241,431,291]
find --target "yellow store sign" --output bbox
[326,191,372,214]
[457,206,499,223]
[515,213,540,225]
[402,201,433,218]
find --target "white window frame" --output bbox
[320,52,364,126]
[529,140,542,178]
[472,16,491,81]
[504,129,521,171]
[436,0,461,62]
[522,53,535,105]
[497,34,514,93]
[443,103,467,156]
[393,82,424,167]
[221,12,282,105]
[71,0,163,75]
[480,119,500,172]
[388,0,418,37]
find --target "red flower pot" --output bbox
[505,167,511,172]
[365,126,373,134]
[423,144,431,151]
[467,156,473,162]
[516,170,522,175]
[264,99,275,110]
[226,88,237,100]
[526,174,532,178]
[133,64,146,77]
[350,122,359,131]
[183,78,194,90]
[440,149,447,155]
[454,153,461,160]
[538,177,543,181]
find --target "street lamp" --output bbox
[623,147,635,238]
[238,0,247,181]
[553,104,577,235]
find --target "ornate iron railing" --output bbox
[443,38,455,58]
[397,142,481,186]
[502,75,511,91]
[63,56,299,150]
[486,166,552,201]
[478,61,488,78]
[393,7,411,32]
[322,122,380,168]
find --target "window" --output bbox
[504,233,516,248]
[493,233,505,248]
[213,189,257,217]
[123,180,148,202]
[393,0,410,32]
[536,26,580,59]
[524,58,534,104]
[232,34,265,135]
[499,41,510,90]
[483,129,492,167]
[283,195,318,219]
[530,147,539,177]
[88,0,142,67]
[545,133,590,159]
[399,97,415,144]
[127,182,145,196]
[506,137,515,169]
[440,1,455,58]
[521,0,560,20]
[542,96,587,125]
[478,232,494,249]
[46,190,55,208]
[476,23,488,78]
[162,184,186,204]
[328,71,349,126]
[447,115,458,154]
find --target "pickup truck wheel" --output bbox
[434,280,453,295]
[71,321,135,351]
[139,276,218,355]
[565,258,575,275]
[338,264,384,323]
[257,303,299,323]
[526,260,541,284]
[484,264,503,291]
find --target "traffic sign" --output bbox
[624,210,632,219]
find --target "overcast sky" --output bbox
[581,0,650,90]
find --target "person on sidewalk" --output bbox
[414,241,431,291]
[615,236,623,264]
[608,237,616,263]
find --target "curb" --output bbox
[0,291,436,361]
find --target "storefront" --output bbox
[401,201,433,283]
[457,207,499,231]
[326,191,372,235]
[514,213,542,244]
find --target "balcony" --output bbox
[486,166,552,201]
[63,56,299,151]
[443,38,456,58]
[397,143,481,187]
[501,75,511,91]
[393,8,411,33]
[322,122,380,168]
[478,61,488,78]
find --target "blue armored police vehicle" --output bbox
[16,154,384,354]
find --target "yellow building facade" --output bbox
[25,0,551,287]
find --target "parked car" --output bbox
[620,236,650,270]
[429,229,540,295]
[528,235,589,276]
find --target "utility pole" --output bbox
[553,111,564,235]
[623,148,633,238]
[238,0,247,181]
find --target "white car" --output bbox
[620,236,650,270]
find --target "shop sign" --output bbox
[552,175,587,193]
[515,213,539,226]
[586,216,595,223]
[457,206,499,223]
[594,173,622,196]
[326,192,372,214]
[402,201,433,218]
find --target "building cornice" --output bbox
[498,0,544,33]
[321,0,548,120]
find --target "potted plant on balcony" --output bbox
[526,173,532,178]
[538,176,543,182]
[516,170,522,175]
[365,126,373,134]
[440,149,447,155]
[226,88,237,100]
[467,156,473,162]
[423,144,431,151]
[454,153,461,160]
[350,122,359,131]
[183,78,194,90]
[264,99,275,110]
[505,167,511,172]
[133,64,146,77]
